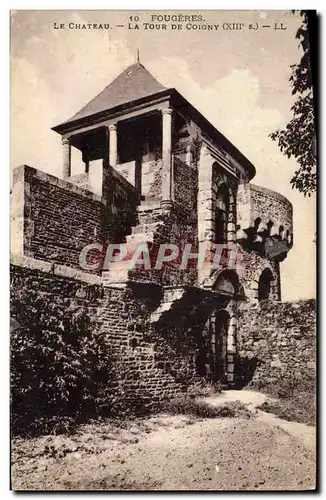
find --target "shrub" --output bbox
[10,290,117,436]
[254,369,316,426]
[186,378,222,398]
[251,369,316,400]
[258,392,316,426]
[161,397,251,419]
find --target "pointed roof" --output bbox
[60,62,167,126]
[52,62,256,179]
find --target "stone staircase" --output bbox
[102,198,162,287]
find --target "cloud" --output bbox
[149,57,284,175]
[11,12,133,175]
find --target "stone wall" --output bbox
[66,172,91,191]
[11,165,139,274]
[10,259,180,410]
[102,164,139,243]
[10,257,214,410]
[237,183,293,243]
[173,157,197,219]
[94,282,225,404]
[12,260,315,409]
[239,250,281,302]
[96,285,204,407]
[236,299,316,390]
[142,159,163,200]
[128,202,198,287]
[11,165,107,273]
[122,157,199,288]
[250,184,293,237]
[113,159,163,201]
[113,161,137,191]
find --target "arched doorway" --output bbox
[199,270,240,384]
[209,271,239,383]
[258,268,274,301]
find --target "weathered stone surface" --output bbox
[11,164,139,275]
[237,299,316,389]
[10,263,216,407]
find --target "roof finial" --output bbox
[136,48,140,63]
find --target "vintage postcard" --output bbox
[10,10,317,491]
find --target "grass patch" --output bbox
[186,378,222,398]
[251,370,316,426]
[258,391,316,426]
[161,397,252,419]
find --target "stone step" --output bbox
[139,197,160,205]
[126,232,155,244]
[137,201,160,213]
[137,214,162,225]
[102,260,131,288]
[131,222,160,235]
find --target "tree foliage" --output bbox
[269,11,316,196]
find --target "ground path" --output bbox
[12,390,316,491]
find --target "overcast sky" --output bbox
[11,10,316,300]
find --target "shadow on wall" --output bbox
[234,357,259,388]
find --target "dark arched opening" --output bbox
[215,183,229,244]
[258,268,274,301]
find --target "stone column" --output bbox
[226,311,237,384]
[82,150,90,174]
[196,145,215,286]
[108,123,117,167]
[62,137,71,178]
[186,143,192,166]
[161,108,173,207]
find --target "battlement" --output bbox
[236,183,293,260]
